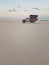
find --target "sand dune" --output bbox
[0,21,49,65]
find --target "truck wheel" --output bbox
[31,21,35,23]
[22,19,25,23]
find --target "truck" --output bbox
[22,15,38,23]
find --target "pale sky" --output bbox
[0,0,49,20]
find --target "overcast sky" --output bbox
[0,0,49,20]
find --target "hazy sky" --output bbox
[0,0,49,20]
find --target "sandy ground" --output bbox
[0,21,49,65]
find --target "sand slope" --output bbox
[0,21,49,65]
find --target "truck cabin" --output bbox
[29,15,38,23]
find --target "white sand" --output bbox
[0,21,49,65]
